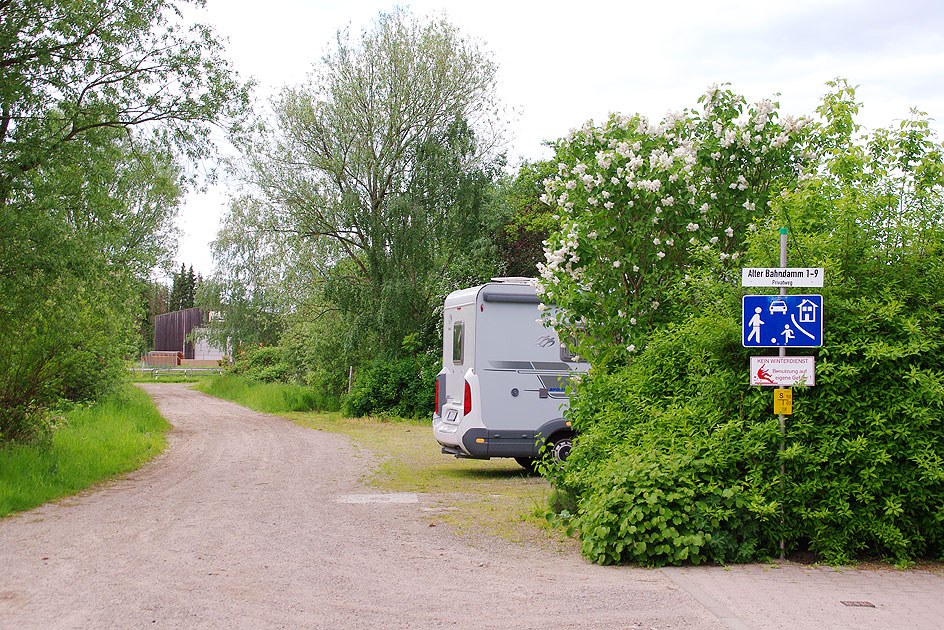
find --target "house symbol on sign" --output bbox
[797,299,818,323]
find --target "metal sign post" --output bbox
[742,228,827,561]
[778,228,787,561]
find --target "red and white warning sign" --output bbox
[750,356,815,387]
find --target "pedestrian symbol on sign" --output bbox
[747,307,764,344]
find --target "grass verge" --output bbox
[196,375,571,551]
[193,374,323,413]
[0,384,171,517]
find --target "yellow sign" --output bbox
[774,389,793,415]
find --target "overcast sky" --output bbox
[174,0,944,277]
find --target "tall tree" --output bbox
[493,160,561,278]
[168,263,199,311]
[218,8,504,356]
[0,0,247,442]
[186,265,197,309]
[0,0,246,200]
[169,263,185,311]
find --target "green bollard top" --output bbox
[780,227,788,235]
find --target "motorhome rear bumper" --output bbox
[446,418,573,460]
[446,428,542,459]
[435,428,490,459]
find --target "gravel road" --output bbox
[0,383,721,629]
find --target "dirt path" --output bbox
[0,384,720,629]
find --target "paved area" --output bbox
[663,562,944,630]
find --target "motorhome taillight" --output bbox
[435,379,440,412]
[464,381,472,415]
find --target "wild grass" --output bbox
[194,374,321,413]
[0,385,170,517]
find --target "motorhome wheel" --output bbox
[549,435,573,465]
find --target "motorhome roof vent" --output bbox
[490,277,535,285]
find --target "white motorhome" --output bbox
[432,278,588,469]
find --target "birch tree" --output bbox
[222,8,504,354]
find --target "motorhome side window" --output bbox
[560,335,588,363]
[452,322,464,364]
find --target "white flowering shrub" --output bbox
[536,85,810,363]
[555,82,944,566]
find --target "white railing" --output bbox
[129,367,225,380]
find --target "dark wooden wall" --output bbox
[153,307,204,359]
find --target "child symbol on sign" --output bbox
[780,324,796,345]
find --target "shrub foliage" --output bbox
[565,288,944,565]
[342,353,440,419]
[545,81,944,566]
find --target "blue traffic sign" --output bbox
[742,295,823,348]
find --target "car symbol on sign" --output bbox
[769,299,788,314]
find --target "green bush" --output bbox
[563,311,778,566]
[562,286,944,566]
[543,87,944,566]
[280,306,365,411]
[342,353,439,419]
[784,291,944,563]
[0,277,136,444]
[230,345,291,383]
[577,451,766,566]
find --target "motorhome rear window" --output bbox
[482,292,540,304]
[452,322,464,364]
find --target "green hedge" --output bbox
[342,353,439,419]
[230,345,291,383]
[219,344,440,419]
[562,291,944,566]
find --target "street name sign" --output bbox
[750,356,815,387]
[742,294,823,348]
[741,267,824,288]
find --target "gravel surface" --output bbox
[0,384,721,629]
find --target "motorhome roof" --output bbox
[443,279,539,309]
[489,277,535,285]
[443,285,480,309]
